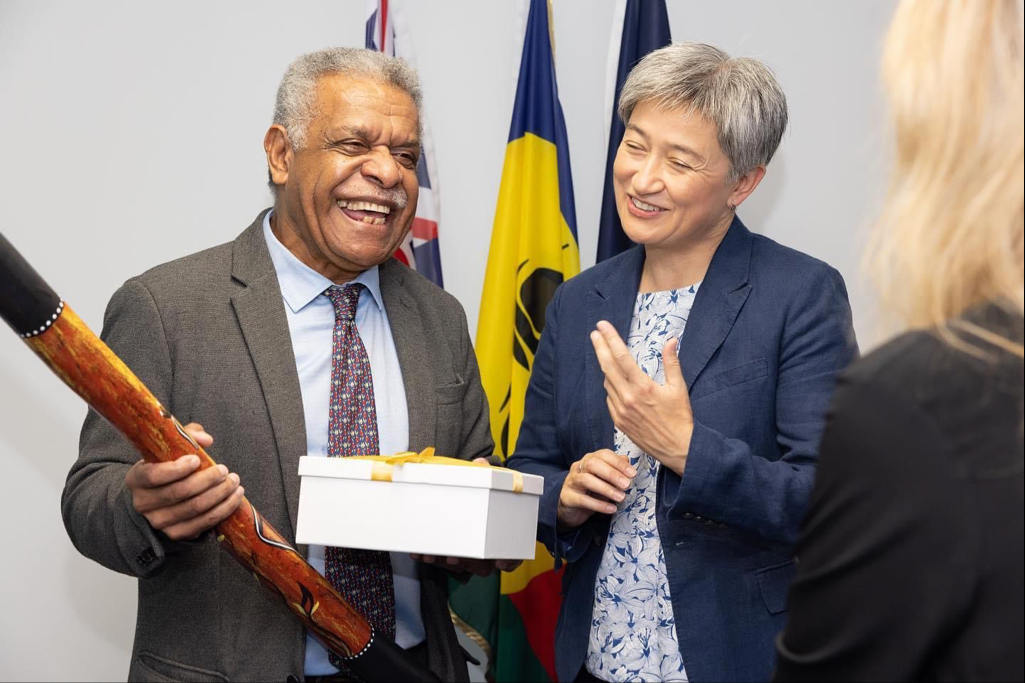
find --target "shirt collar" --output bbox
[262,210,385,314]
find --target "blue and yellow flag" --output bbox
[477,0,580,458]
[449,0,579,680]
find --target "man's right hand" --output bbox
[556,449,636,530]
[124,423,244,541]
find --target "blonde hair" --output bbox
[870,0,1024,357]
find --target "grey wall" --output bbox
[0,1,894,679]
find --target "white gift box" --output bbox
[295,455,544,560]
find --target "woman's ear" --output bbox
[728,165,767,210]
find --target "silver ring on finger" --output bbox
[577,459,585,474]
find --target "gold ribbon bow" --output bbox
[356,447,524,493]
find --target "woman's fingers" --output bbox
[580,473,626,503]
[594,321,645,382]
[559,449,637,527]
[591,329,631,389]
[568,451,635,510]
[563,487,617,515]
[580,457,631,492]
[589,448,637,480]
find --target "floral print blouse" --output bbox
[586,284,700,682]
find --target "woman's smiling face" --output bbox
[613,99,738,251]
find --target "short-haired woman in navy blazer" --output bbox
[507,43,858,683]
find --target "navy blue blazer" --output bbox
[507,217,858,682]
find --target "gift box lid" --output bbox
[297,454,543,495]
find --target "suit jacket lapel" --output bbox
[587,246,645,452]
[379,260,435,451]
[678,217,754,390]
[229,212,307,541]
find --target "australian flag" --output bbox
[366,0,444,287]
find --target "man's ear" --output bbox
[264,125,293,188]
[728,165,766,210]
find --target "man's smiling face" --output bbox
[272,73,421,282]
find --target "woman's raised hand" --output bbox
[591,320,695,477]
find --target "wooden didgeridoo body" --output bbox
[0,233,439,683]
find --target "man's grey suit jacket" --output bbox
[62,211,493,682]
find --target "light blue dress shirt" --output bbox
[262,213,425,676]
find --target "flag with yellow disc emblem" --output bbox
[449,0,579,680]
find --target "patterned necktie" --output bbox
[322,284,396,670]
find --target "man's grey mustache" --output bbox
[340,188,408,210]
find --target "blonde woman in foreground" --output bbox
[774,0,1024,681]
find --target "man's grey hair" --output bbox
[273,46,423,150]
[618,42,788,180]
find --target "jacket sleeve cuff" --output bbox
[660,420,724,513]
[120,484,208,577]
[119,484,172,577]
[539,470,596,567]
[556,523,596,565]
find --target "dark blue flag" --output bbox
[596,0,671,262]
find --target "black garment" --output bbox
[303,642,429,683]
[775,306,1024,682]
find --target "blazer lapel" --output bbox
[379,260,435,451]
[229,213,307,541]
[586,246,646,452]
[678,217,754,389]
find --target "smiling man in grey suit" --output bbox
[62,48,498,683]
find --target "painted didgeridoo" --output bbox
[0,233,439,683]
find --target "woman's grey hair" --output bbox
[618,42,788,180]
[273,46,423,150]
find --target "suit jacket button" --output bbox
[683,512,694,519]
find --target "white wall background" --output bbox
[0,1,895,679]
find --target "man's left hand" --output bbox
[591,320,694,477]
[410,554,523,576]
